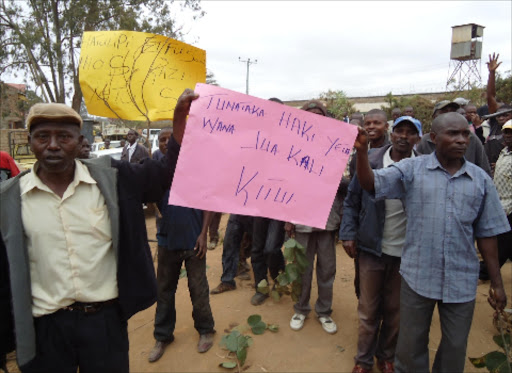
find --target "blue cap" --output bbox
[392,116,422,135]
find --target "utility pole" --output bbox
[239,57,257,94]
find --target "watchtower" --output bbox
[446,23,485,90]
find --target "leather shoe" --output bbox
[352,364,370,373]
[210,282,236,294]
[197,333,215,353]
[377,360,394,373]
[148,340,170,363]
[250,292,269,306]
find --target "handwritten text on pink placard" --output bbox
[169,84,357,229]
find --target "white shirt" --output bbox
[126,142,137,162]
[20,160,118,317]
[380,147,415,257]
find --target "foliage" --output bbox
[0,0,204,111]
[496,71,512,105]
[469,310,512,373]
[219,315,278,371]
[257,238,308,302]
[318,89,355,120]
[206,69,219,86]
[381,92,436,134]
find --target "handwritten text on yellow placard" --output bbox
[79,31,206,121]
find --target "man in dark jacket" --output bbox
[0,90,197,373]
[121,129,150,163]
[340,116,421,373]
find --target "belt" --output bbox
[63,299,118,314]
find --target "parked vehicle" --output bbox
[90,147,123,160]
[91,140,122,152]
[142,128,161,141]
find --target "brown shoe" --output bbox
[352,365,370,373]
[210,282,236,295]
[197,333,214,353]
[148,341,170,363]
[377,360,394,373]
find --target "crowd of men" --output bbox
[0,53,511,373]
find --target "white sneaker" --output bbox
[290,313,306,331]
[318,316,337,334]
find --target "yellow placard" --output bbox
[79,31,206,121]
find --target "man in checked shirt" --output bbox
[353,111,510,373]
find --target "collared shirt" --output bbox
[380,147,414,257]
[373,152,509,303]
[126,142,137,162]
[494,147,512,215]
[20,160,118,317]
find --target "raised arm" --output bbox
[354,126,375,192]
[486,53,501,115]
[172,88,199,145]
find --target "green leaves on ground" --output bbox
[219,315,278,370]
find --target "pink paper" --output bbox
[169,84,358,229]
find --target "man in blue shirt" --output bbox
[353,112,509,373]
[147,126,215,363]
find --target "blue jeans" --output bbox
[154,248,214,342]
[220,215,253,286]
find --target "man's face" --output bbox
[431,116,470,161]
[503,128,512,149]
[363,114,388,142]
[403,107,414,117]
[465,105,477,123]
[104,139,110,149]
[78,138,91,159]
[390,122,419,154]
[158,129,172,153]
[496,110,512,126]
[127,130,137,144]
[392,110,401,121]
[29,122,82,174]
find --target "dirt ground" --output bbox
[6,213,512,373]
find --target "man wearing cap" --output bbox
[480,119,512,280]
[340,116,420,373]
[352,112,509,373]
[417,100,491,176]
[0,90,196,372]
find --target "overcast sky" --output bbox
[181,1,512,101]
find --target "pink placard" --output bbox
[169,84,358,229]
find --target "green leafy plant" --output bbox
[469,310,511,373]
[219,315,278,371]
[257,238,308,302]
[219,330,253,371]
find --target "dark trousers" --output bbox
[479,213,512,280]
[395,279,475,373]
[251,217,285,289]
[208,213,222,243]
[355,251,401,369]
[220,215,253,286]
[22,303,128,373]
[154,248,214,342]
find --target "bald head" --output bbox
[431,112,467,134]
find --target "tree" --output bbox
[0,0,204,112]
[318,89,355,120]
[206,69,219,86]
[495,71,512,105]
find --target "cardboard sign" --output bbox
[79,31,206,121]
[169,84,358,229]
